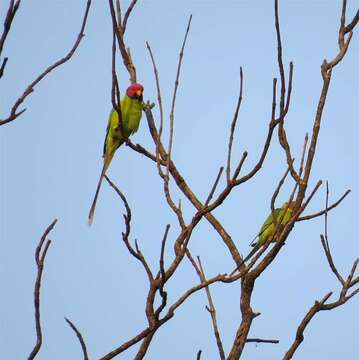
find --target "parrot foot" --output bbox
[143,100,155,110]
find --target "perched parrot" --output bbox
[231,201,295,274]
[88,83,144,225]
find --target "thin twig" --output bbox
[105,175,153,282]
[0,56,8,78]
[167,15,192,176]
[111,21,123,135]
[28,219,57,360]
[197,257,226,360]
[226,67,244,184]
[320,181,345,285]
[232,151,248,181]
[283,292,332,360]
[321,235,345,285]
[99,271,229,360]
[270,160,293,215]
[156,225,170,315]
[298,189,350,221]
[109,0,137,83]
[145,41,186,227]
[115,0,121,24]
[344,9,359,33]
[274,0,300,183]
[146,41,164,174]
[122,0,138,34]
[1,0,92,126]
[0,0,21,58]
[65,317,89,360]
[205,167,224,206]
[159,225,170,284]
[246,337,279,344]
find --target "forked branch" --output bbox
[28,219,57,360]
[0,0,92,126]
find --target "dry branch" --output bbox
[65,317,89,360]
[109,0,137,83]
[283,181,359,360]
[186,252,226,360]
[167,15,192,175]
[227,67,244,183]
[0,0,21,78]
[246,338,279,344]
[0,0,92,126]
[98,1,359,359]
[105,175,154,282]
[28,219,57,360]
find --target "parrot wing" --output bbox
[250,208,281,247]
[103,119,111,156]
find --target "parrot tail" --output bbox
[230,245,259,276]
[88,162,107,226]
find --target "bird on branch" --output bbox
[88,83,144,225]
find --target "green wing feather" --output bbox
[88,96,143,226]
[231,203,294,274]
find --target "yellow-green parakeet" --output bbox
[88,83,144,225]
[232,201,295,273]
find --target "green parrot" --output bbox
[232,201,295,274]
[88,83,144,225]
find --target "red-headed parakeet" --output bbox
[88,83,144,225]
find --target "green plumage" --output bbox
[88,85,143,226]
[103,96,143,162]
[231,202,294,274]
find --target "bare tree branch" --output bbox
[142,104,243,267]
[0,0,21,78]
[246,337,279,344]
[187,251,226,359]
[155,224,170,316]
[99,271,229,360]
[28,219,57,360]
[122,0,138,34]
[284,179,359,360]
[146,40,186,229]
[105,175,153,282]
[110,16,123,135]
[109,0,137,83]
[146,41,164,171]
[0,56,8,78]
[274,0,300,184]
[0,0,92,126]
[167,14,192,176]
[197,256,226,360]
[344,9,359,33]
[205,167,224,206]
[98,2,358,359]
[65,317,89,360]
[282,292,333,360]
[227,67,244,184]
[298,189,350,221]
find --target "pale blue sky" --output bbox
[1,1,358,359]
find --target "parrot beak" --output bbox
[136,89,142,97]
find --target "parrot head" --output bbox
[126,83,144,101]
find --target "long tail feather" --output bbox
[230,244,259,276]
[88,162,107,226]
